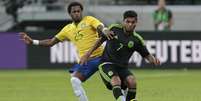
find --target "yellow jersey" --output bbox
[55,16,104,59]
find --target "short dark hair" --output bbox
[67,2,83,14]
[123,10,138,20]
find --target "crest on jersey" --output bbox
[128,41,134,48]
[80,23,86,28]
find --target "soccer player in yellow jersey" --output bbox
[20,2,113,101]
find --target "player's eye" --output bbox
[131,21,136,24]
[72,10,80,13]
[126,20,130,23]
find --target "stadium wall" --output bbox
[0,32,27,69]
[0,31,201,69]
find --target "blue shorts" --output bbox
[69,57,101,81]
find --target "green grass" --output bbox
[0,69,201,101]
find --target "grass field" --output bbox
[0,69,201,101]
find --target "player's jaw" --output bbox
[72,14,82,23]
[125,25,136,32]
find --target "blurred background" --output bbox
[0,0,201,101]
[0,0,201,31]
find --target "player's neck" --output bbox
[74,21,81,26]
[73,18,82,26]
[123,28,133,36]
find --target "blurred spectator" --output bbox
[153,0,173,31]
[5,0,24,23]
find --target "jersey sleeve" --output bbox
[87,16,103,29]
[55,25,69,41]
[134,33,150,57]
[135,44,150,58]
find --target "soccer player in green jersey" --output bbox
[80,10,160,101]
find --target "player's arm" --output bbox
[85,37,105,57]
[97,24,114,40]
[19,32,60,47]
[79,36,106,65]
[136,46,160,65]
[134,33,160,65]
[145,54,160,65]
[88,16,114,40]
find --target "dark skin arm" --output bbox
[19,32,61,47]
[19,25,108,46]
[79,24,114,65]
[79,37,105,65]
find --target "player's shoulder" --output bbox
[133,32,145,45]
[108,23,123,30]
[62,23,74,31]
[65,23,73,27]
[83,16,98,21]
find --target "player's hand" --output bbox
[79,53,90,65]
[154,58,160,66]
[103,29,115,40]
[19,32,33,44]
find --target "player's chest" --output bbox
[69,22,94,41]
[112,34,136,51]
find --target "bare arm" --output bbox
[87,37,104,56]
[37,38,60,47]
[97,24,114,40]
[168,18,173,30]
[79,37,105,65]
[19,32,60,47]
[145,54,160,65]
